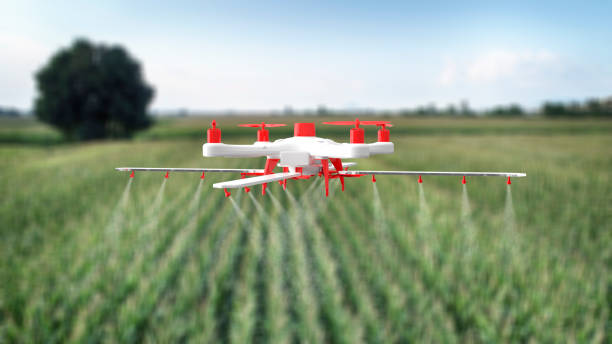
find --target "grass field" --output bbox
[1,116,610,342]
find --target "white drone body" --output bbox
[117,120,526,197]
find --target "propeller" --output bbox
[238,122,286,141]
[322,118,392,128]
[323,118,393,143]
[238,122,286,128]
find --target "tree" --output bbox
[34,39,154,140]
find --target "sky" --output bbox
[1,0,611,111]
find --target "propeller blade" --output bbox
[360,120,392,126]
[238,123,287,128]
[323,120,392,127]
[322,121,358,125]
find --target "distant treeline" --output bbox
[0,107,22,117]
[393,96,612,118]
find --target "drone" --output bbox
[116,119,526,197]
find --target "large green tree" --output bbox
[35,39,154,140]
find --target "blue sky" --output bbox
[2,0,611,111]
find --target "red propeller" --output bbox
[238,122,286,141]
[238,122,286,128]
[322,118,391,128]
[323,118,393,143]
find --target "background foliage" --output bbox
[34,39,154,140]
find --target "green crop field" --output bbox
[1,116,610,343]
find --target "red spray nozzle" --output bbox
[507,177,511,185]
[418,175,423,183]
[129,170,134,178]
[462,176,466,184]
[224,188,231,197]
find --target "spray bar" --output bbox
[339,170,526,177]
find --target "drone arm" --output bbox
[203,143,275,158]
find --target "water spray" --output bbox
[417,182,431,228]
[248,192,267,218]
[503,184,517,253]
[105,178,133,235]
[372,182,387,232]
[461,183,476,258]
[229,196,248,224]
[267,192,285,213]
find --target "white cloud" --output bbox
[467,50,557,82]
[437,49,559,86]
[438,59,457,86]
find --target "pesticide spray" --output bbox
[372,182,388,232]
[417,182,432,229]
[461,184,476,259]
[267,192,285,213]
[105,178,133,235]
[184,179,204,229]
[416,182,437,265]
[249,192,268,219]
[503,184,517,258]
[140,179,167,238]
[229,195,248,224]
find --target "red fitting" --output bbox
[207,120,222,143]
[507,177,511,185]
[224,188,231,197]
[418,175,422,184]
[165,171,169,179]
[372,175,376,183]
[129,170,134,178]
[350,127,365,143]
[462,176,466,184]
[257,128,269,141]
[244,187,250,193]
[377,127,390,142]
[201,172,205,179]
[294,123,316,136]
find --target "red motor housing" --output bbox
[294,123,316,137]
[377,127,390,142]
[350,127,365,143]
[207,120,221,143]
[257,129,269,142]
[323,118,391,144]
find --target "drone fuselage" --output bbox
[203,136,393,175]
